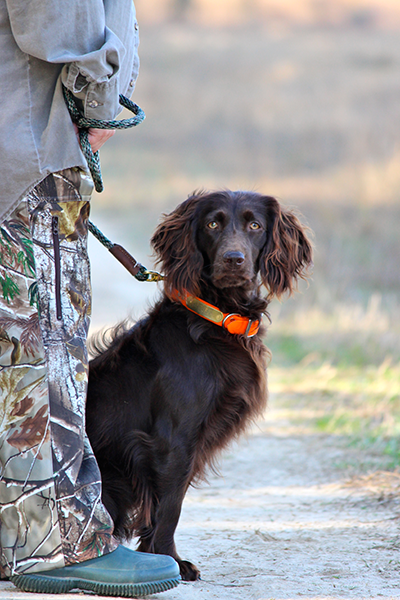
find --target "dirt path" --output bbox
[1,392,400,600]
[166,395,400,600]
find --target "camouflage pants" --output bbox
[0,169,118,578]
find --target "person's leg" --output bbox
[0,182,66,576]
[1,170,180,594]
[25,169,118,567]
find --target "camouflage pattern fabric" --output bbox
[0,169,118,577]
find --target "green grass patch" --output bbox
[267,329,400,369]
[269,360,400,469]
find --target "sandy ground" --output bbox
[2,392,400,600]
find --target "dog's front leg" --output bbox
[137,450,201,581]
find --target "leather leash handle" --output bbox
[87,220,164,282]
[109,244,142,277]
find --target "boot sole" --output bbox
[10,573,180,596]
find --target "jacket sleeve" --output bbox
[5,0,139,120]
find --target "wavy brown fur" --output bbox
[86,190,312,581]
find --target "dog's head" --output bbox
[151,190,313,300]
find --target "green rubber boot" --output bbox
[10,545,181,597]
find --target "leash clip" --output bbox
[143,270,165,282]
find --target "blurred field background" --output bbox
[89,0,400,469]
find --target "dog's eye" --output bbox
[207,221,219,230]
[249,222,261,230]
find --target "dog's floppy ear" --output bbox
[259,196,313,299]
[151,195,204,297]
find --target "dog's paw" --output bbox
[179,559,201,581]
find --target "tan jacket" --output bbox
[0,0,139,220]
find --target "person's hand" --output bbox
[87,129,115,153]
[73,124,115,153]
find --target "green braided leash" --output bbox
[87,220,114,250]
[63,86,145,192]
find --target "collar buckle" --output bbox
[222,314,260,337]
[245,318,259,338]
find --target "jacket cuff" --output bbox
[62,63,120,121]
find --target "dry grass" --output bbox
[95,23,400,210]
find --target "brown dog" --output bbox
[86,190,312,580]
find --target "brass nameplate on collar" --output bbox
[186,296,224,323]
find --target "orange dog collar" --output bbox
[171,290,261,338]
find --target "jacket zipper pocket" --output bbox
[51,216,62,321]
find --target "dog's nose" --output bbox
[223,251,245,266]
